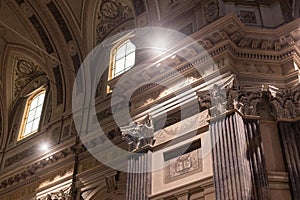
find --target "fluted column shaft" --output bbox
[278,120,300,200]
[126,150,152,200]
[210,112,269,200]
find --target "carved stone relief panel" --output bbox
[203,0,219,22]
[13,58,45,101]
[165,149,202,183]
[133,0,146,16]
[96,0,134,43]
[154,110,209,146]
[61,119,77,141]
[240,10,257,24]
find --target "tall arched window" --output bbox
[18,89,46,140]
[109,40,136,79]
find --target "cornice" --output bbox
[0,142,84,193]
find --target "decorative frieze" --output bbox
[4,144,38,168]
[154,110,209,146]
[38,166,73,189]
[0,147,73,190]
[202,79,300,120]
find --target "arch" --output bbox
[83,0,136,52]
[2,44,56,114]
[1,44,59,146]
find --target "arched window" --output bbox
[109,40,136,79]
[18,89,46,140]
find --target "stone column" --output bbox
[277,120,300,200]
[121,115,155,200]
[210,111,269,200]
[126,149,152,200]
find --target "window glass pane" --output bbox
[29,98,38,110]
[110,40,136,79]
[115,58,125,75]
[116,44,126,60]
[32,119,40,132]
[37,94,45,106]
[35,105,43,119]
[27,110,35,122]
[125,52,135,69]
[24,121,33,135]
[126,42,136,54]
[20,91,46,139]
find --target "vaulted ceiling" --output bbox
[0,0,141,149]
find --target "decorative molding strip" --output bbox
[0,145,78,191]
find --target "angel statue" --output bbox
[121,114,155,151]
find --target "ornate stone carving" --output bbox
[251,39,260,49]
[242,63,274,74]
[261,40,272,50]
[133,0,146,16]
[121,115,155,151]
[1,147,73,189]
[210,84,227,117]
[20,2,34,17]
[67,40,77,56]
[154,110,209,145]
[13,58,45,100]
[240,11,257,24]
[38,186,72,200]
[238,38,251,48]
[96,0,134,43]
[39,166,73,189]
[270,88,300,119]
[4,144,38,168]
[200,39,213,49]
[205,79,300,120]
[166,149,202,183]
[204,0,219,22]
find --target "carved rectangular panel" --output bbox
[165,149,202,183]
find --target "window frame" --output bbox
[108,39,136,80]
[18,88,46,141]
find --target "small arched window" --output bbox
[18,89,46,140]
[109,40,136,80]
